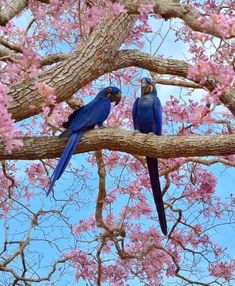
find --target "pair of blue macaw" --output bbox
[46,78,167,236]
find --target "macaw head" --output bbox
[96,86,121,106]
[105,86,122,106]
[141,77,156,96]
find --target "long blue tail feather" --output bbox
[146,157,168,236]
[46,132,82,196]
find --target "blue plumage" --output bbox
[46,86,121,196]
[132,78,167,235]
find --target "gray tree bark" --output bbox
[1,128,235,160]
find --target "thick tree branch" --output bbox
[0,0,29,26]
[114,50,235,116]
[9,14,137,122]
[5,10,234,121]
[115,0,232,39]
[8,47,235,121]
[1,128,235,160]
[114,50,200,84]
[0,0,49,26]
[9,46,190,122]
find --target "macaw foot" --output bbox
[144,132,155,142]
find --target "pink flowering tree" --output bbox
[0,0,234,285]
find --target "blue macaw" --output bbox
[132,78,167,235]
[46,86,121,196]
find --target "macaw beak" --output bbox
[110,91,122,106]
[141,84,153,95]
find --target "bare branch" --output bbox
[1,128,235,160]
[185,156,235,167]
[0,48,12,58]
[0,258,68,283]
[0,240,29,268]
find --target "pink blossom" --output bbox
[166,263,176,276]
[23,191,34,200]
[125,20,152,47]
[171,230,187,248]
[188,60,235,103]
[188,106,211,125]
[73,217,96,234]
[184,168,217,203]
[191,32,213,44]
[188,224,206,248]
[138,5,155,17]
[197,14,234,38]
[64,249,97,282]
[26,162,49,187]
[106,3,127,15]
[0,83,23,153]
[37,82,56,106]
[210,260,235,280]
[18,49,41,79]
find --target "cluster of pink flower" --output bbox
[210,260,235,280]
[184,167,216,201]
[25,162,49,187]
[198,14,235,39]
[0,83,23,153]
[188,60,234,104]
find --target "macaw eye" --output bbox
[142,79,146,84]
[108,87,112,93]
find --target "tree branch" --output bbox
[95,150,108,229]
[5,14,234,121]
[7,47,235,121]
[0,0,29,26]
[114,50,199,84]
[40,53,70,67]
[151,74,203,89]
[114,0,232,39]
[0,0,49,26]
[113,50,235,116]
[0,37,23,53]
[1,128,235,160]
[8,14,137,122]
[0,48,12,59]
